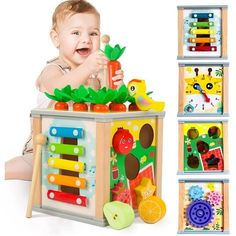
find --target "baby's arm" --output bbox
[37,51,107,93]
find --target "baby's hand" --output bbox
[83,50,107,74]
[112,69,124,87]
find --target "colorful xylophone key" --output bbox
[189,38,216,43]
[49,143,84,156]
[48,173,86,188]
[48,157,85,173]
[49,126,84,139]
[191,13,214,19]
[190,29,215,35]
[189,46,217,52]
[47,190,87,206]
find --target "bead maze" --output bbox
[178,179,229,233]
[178,5,227,59]
[178,62,229,117]
[27,109,165,226]
[178,120,228,174]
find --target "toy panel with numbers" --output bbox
[178,180,229,233]
[179,64,229,116]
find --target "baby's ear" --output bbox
[50,29,60,48]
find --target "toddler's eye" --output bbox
[90,32,99,36]
[72,31,81,36]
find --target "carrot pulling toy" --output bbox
[45,85,72,111]
[103,39,126,89]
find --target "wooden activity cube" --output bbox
[178,5,227,59]
[178,120,228,174]
[178,179,229,233]
[178,62,229,117]
[31,109,165,226]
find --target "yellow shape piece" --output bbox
[207,183,215,191]
[138,196,166,224]
[135,178,156,206]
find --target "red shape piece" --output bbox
[112,128,134,155]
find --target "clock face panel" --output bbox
[183,66,223,114]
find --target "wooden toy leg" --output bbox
[26,134,47,218]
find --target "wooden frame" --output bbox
[32,117,42,207]
[177,5,228,59]
[178,120,228,174]
[178,179,229,233]
[28,109,165,226]
[178,62,229,117]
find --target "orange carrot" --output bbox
[109,102,126,112]
[55,102,69,111]
[104,44,126,89]
[108,61,121,89]
[93,104,109,113]
[73,103,88,112]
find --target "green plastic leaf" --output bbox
[88,88,100,103]
[62,85,72,95]
[104,43,126,61]
[127,94,135,103]
[54,89,64,101]
[104,44,113,59]
[110,47,121,60]
[103,89,116,104]
[112,85,129,103]
[119,47,126,59]
[45,92,57,101]
[115,44,121,51]
[77,85,89,98]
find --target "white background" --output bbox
[0,0,235,235]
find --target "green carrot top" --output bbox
[104,43,126,61]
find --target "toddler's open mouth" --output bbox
[77,48,91,56]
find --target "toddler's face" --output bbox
[56,13,100,68]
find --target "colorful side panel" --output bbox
[179,180,228,233]
[183,123,224,172]
[109,118,157,209]
[183,66,223,114]
[183,8,222,58]
[41,117,96,217]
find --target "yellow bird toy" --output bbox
[127,79,165,112]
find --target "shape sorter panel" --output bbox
[178,179,229,233]
[41,117,97,217]
[109,118,157,209]
[178,121,228,174]
[178,63,228,116]
[178,6,227,59]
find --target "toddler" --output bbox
[5,0,124,180]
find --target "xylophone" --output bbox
[189,13,217,52]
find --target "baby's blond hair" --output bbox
[52,0,100,30]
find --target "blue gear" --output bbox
[188,185,204,200]
[187,200,214,227]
